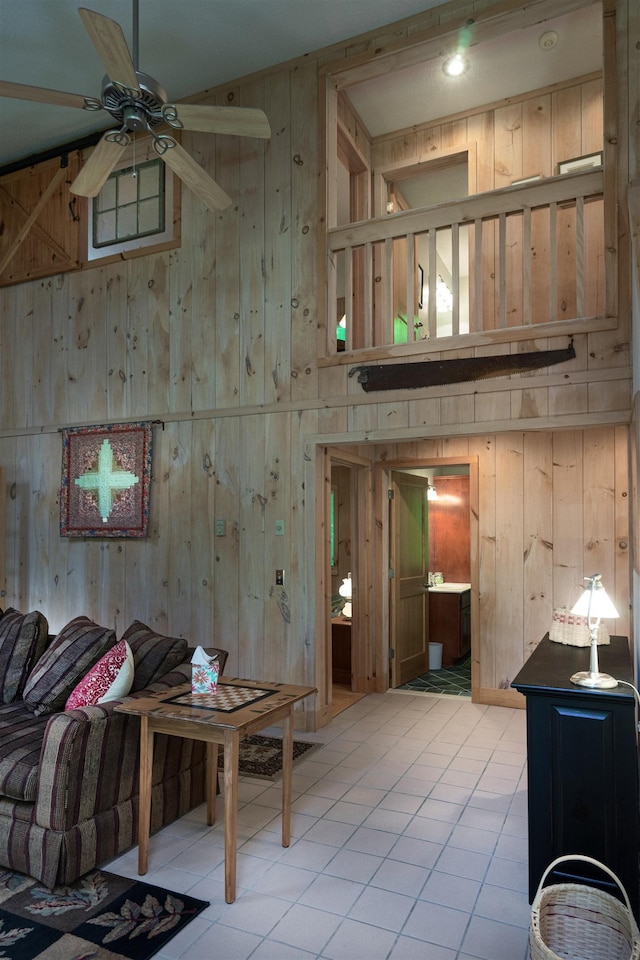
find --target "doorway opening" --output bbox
[327,451,371,718]
[318,444,478,721]
[388,464,472,698]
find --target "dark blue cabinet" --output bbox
[512,636,639,919]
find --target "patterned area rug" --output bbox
[218,734,321,779]
[0,868,208,959]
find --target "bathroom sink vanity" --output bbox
[428,583,471,666]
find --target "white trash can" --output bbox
[429,642,443,671]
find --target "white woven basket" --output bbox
[530,856,640,960]
[549,608,610,646]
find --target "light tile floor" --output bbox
[106,691,531,960]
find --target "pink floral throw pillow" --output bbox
[65,639,134,710]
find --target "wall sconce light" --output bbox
[427,483,438,501]
[339,573,352,619]
[569,574,619,688]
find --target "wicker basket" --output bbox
[530,855,640,960]
[549,608,610,646]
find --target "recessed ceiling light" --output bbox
[443,53,467,77]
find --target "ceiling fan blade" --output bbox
[0,80,88,110]
[78,7,139,91]
[70,134,127,198]
[172,104,271,139]
[161,142,232,212]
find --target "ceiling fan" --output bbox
[0,1,271,212]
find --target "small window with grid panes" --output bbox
[86,154,177,262]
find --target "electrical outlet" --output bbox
[276,569,284,585]
[215,519,226,537]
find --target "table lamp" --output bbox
[339,574,353,619]
[569,573,619,688]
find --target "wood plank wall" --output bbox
[0,0,634,726]
[371,76,604,189]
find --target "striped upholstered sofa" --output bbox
[0,609,227,888]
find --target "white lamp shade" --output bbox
[571,579,619,619]
[339,574,353,618]
[339,576,352,600]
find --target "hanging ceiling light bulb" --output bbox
[443,53,467,77]
[442,19,474,79]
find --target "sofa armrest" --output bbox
[34,663,192,831]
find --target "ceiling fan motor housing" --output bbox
[101,71,168,129]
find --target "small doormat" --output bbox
[218,734,321,780]
[0,868,208,959]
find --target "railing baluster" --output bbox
[345,245,354,351]
[327,248,338,353]
[576,196,584,317]
[473,218,483,333]
[499,213,507,328]
[523,208,532,326]
[451,223,460,336]
[406,232,416,341]
[364,241,373,347]
[549,201,558,323]
[381,237,393,346]
[428,229,437,340]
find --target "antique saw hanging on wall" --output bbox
[349,341,576,391]
[0,1,270,213]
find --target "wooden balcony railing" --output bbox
[326,169,604,357]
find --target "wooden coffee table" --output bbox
[115,677,316,903]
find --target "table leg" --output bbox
[206,742,218,825]
[223,729,239,903]
[138,716,154,875]
[281,706,293,848]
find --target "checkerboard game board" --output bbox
[165,683,276,713]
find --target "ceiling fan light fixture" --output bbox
[443,53,467,78]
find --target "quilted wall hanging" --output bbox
[60,421,155,538]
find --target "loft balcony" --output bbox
[325,167,605,361]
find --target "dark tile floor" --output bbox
[398,654,471,696]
